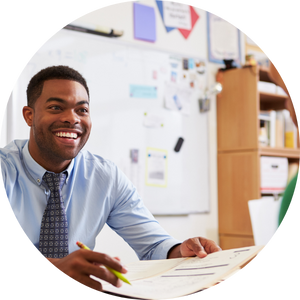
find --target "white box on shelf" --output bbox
[276,86,288,96]
[258,81,277,94]
[260,156,288,194]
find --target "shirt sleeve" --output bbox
[106,164,182,260]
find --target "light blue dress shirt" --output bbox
[1,140,181,260]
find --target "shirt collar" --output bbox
[22,140,74,186]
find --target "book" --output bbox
[259,110,276,147]
[100,245,263,299]
[283,109,297,148]
[259,109,298,149]
[275,110,285,148]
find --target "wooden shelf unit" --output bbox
[216,65,299,250]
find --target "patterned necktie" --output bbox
[39,172,69,258]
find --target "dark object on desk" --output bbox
[174,137,184,152]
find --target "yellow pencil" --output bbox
[76,241,131,285]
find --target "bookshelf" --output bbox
[216,65,299,249]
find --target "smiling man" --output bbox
[23,78,91,173]
[1,65,221,291]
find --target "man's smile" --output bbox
[54,132,78,139]
[52,129,83,145]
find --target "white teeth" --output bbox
[55,132,78,139]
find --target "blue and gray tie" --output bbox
[39,172,69,258]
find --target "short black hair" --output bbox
[26,65,90,108]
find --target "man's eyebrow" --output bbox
[45,98,89,106]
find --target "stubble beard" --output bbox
[32,122,89,165]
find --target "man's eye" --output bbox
[50,106,61,110]
[79,108,89,113]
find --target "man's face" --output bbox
[25,79,92,170]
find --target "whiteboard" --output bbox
[9,28,210,214]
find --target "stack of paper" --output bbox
[100,246,263,299]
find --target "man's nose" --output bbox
[61,109,80,124]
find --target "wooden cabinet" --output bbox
[216,66,300,250]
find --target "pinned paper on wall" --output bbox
[169,55,181,83]
[143,112,164,128]
[156,1,199,39]
[130,85,157,98]
[207,12,241,64]
[164,82,192,115]
[134,2,156,42]
[146,148,168,187]
[163,2,191,30]
[188,58,195,69]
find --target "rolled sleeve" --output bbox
[149,238,182,260]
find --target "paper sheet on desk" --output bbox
[100,245,263,300]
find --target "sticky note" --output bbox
[130,85,157,98]
[134,3,156,42]
[188,58,195,69]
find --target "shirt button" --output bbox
[37,179,41,183]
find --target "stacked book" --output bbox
[259,109,298,148]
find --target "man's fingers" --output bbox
[188,238,207,258]
[50,250,125,291]
[81,249,127,274]
[84,262,122,287]
[76,250,125,287]
[182,237,222,258]
[199,237,222,253]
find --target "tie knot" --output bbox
[43,172,67,191]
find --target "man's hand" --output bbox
[167,237,222,259]
[47,249,128,291]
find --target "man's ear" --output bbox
[23,106,34,126]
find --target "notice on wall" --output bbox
[145,148,168,187]
[163,2,191,30]
[164,82,192,115]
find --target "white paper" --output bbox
[101,246,263,300]
[163,2,191,30]
[164,82,192,115]
[248,197,282,246]
[208,13,240,61]
[164,81,180,111]
[143,112,164,128]
[145,148,168,187]
[177,86,192,115]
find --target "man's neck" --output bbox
[28,141,71,173]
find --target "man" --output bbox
[1,65,221,291]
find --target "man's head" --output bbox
[23,66,92,173]
[27,65,90,108]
